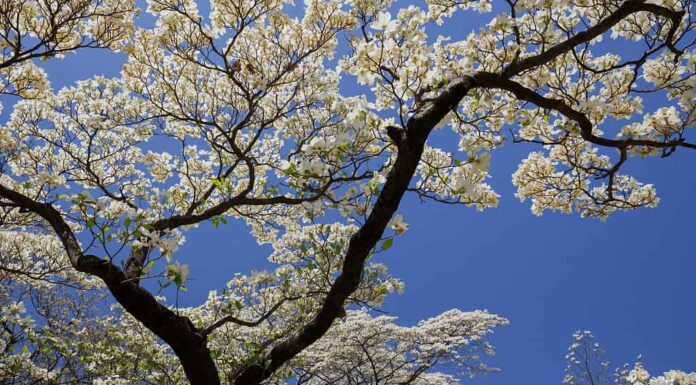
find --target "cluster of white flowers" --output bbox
[136,228,184,259]
[414,147,500,209]
[0,0,135,112]
[294,308,507,384]
[563,331,696,385]
[623,364,696,385]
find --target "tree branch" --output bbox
[503,0,685,77]
[0,184,222,385]
[232,2,692,383]
[203,296,299,336]
[232,75,478,384]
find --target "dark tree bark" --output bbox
[0,185,222,385]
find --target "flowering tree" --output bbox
[0,0,694,384]
[563,331,696,385]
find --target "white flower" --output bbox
[388,214,409,234]
[165,262,189,283]
[373,11,397,33]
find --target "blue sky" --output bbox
[4,0,695,384]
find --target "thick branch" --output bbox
[475,72,695,151]
[0,185,221,385]
[502,0,685,76]
[232,75,477,384]
[152,191,326,231]
[232,2,691,383]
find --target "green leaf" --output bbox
[124,217,132,227]
[381,238,393,251]
[86,218,96,228]
[143,260,155,274]
[283,163,297,176]
[211,177,224,190]
[234,300,243,310]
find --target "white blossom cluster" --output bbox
[563,331,696,385]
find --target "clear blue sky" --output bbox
[5,1,695,384]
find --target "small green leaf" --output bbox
[143,260,155,274]
[283,163,297,176]
[211,177,224,190]
[381,238,393,251]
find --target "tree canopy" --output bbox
[0,0,694,384]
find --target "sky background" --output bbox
[3,0,695,384]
